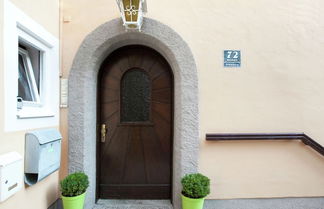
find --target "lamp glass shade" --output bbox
[122,0,139,23]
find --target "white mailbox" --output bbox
[0,152,23,202]
[24,129,62,186]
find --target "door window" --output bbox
[121,69,151,122]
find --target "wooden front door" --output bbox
[97,45,173,199]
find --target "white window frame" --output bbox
[18,47,41,106]
[3,0,59,131]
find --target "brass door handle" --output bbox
[101,124,107,143]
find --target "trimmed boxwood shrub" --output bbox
[60,172,89,197]
[181,173,210,199]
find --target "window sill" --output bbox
[17,109,55,119]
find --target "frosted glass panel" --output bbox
[121,69,150,122]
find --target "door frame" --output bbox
[96,45,174,199]
[68,18,199,209]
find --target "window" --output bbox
[121,69,151,122]
[17,46,41,107]
[3,0,59,131]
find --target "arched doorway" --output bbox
[97,45,173,199]
[68,18,199,209]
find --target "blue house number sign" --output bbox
[224,50,241,67]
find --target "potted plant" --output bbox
[181,173,210,209]
[60,172,89,209]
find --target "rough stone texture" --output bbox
[68,18,199,209]
[204,197,324,209]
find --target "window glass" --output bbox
[18,54,33,101]
[121,69,151,122]
[26,46,41,91]
[17,47,41,104]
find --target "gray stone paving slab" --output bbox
[204,197,324,209]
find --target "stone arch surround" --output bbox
[68,18,199,209]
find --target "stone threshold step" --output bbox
[93,200,173,209]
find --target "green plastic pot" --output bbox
[61,192,86,209]
[181,194,205,209]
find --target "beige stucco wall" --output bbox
[0,0,4,133]
[60,0,324,199]
[9,0,59,37]
[0,0,60,208]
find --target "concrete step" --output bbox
[93,200,173,209]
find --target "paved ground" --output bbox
[49,197,324,209]
[204,198,324,209]
[48,199,173,209]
